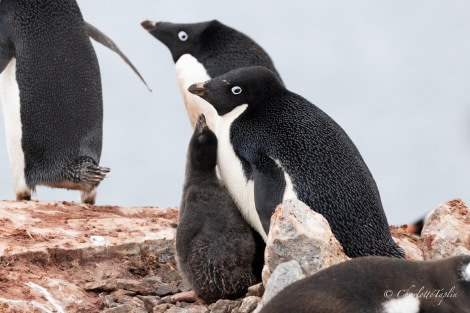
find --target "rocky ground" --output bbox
[0,199,468,313]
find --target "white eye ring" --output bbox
[178,31,188,41]
[231,86,242,95]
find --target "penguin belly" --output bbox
[0,58,29,197]
[175,54,218,130]
[216,104,268,241]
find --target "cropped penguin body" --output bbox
[189,66,404,258]
[0,0,109,203]
[141,19,282,130]
[177,114,264,303]
[259,255,470,313]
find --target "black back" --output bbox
[0,0,103,186]
[260,256,470,313]
[144,19,283,83]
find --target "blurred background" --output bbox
[0,0,469,225]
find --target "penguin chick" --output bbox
[177,113,264,303]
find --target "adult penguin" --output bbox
[0,0,147,203]
[188,66,404,258]
[259,255,470,313]
[141,19,282,130]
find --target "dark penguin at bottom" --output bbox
[176,114,265,303]
[260,255,470,313]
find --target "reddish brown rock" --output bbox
[421,199,470,259]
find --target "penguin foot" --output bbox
[64,156,110,186]
[16,190,31,201]
[81,187,98,205]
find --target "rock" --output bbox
[156,284,172,296]
[171,291,198,303]
[177,281,192,292]
[102,304,133,313]
[167,304,209,313]
[421,199,470,259]
[2,198,469,313]
[390,225,424,260]
[209,299,241,313]
[0,200,177,312]
[236,296,261,313]
[153,303,170,313]
[137,295,161,312]
[255,260,304,313]
[262,199,349,285]
[246,283,264,297]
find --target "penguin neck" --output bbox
[183,166,218,188]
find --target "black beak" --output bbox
[188,83,208,98]
[141,20,157,32]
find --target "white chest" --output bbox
[175,54,218,131]
[216,104,267,241]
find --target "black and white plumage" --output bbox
[177,114,264,303]
[188,66,404,258]
[259,255,470,313]
[141,19,282,131]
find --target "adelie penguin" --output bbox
[177,114,265,303]
[141,19,282,130]
[188,66,404,258]
[0,0,148,204]
[259,255,470,313]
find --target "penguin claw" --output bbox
[64,157,110,186]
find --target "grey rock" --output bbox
[156,283,172,296]
[137,295,161,312]
[262,199,349,285]
[255,260,305,313]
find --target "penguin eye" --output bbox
[231,86,242,95]
[178,31,189,42]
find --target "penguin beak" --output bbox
[188,83,208,99]
[141,20,157,32]
[196,114,207,133]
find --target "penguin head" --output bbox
[189,114,218,171]
[188,66,284,116]
[142,20,218,63]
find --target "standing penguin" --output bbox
[0,0,146,204]
[188,66,404,258]
[259,255,470,313]
[141,19,282,130]
[177,114,264,303]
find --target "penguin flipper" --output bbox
[0,25,14,73]
[84,21,152,91]
[252,156,286,235]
